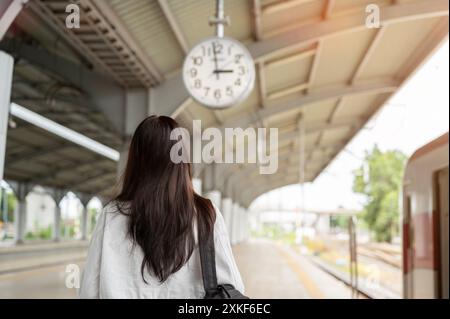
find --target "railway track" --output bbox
[309,256,400,299]
[358,245,401,268]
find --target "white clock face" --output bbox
[183,36,255,109]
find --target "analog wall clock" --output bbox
[182,36,255,109]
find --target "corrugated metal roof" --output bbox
[109,0,184,75]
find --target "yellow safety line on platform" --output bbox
[277,246,325,299]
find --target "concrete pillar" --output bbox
[13,183,29,244]
[81,205,88,240]
[243,208,247,242]
[53,204,61,242]
[1,186,7,236]
[221,175,235,237]
[238,207,245,243]
[231,202,240,245]
[117,147,129,183]
[192,177,202,195]
[240,206,246,242]
[0,51,13,181]
[14,198,26,244]
[230,202,235,244]
[205,190,221,211]
[78,194,90,240]
[241,207,249,242]
[203,164,222,210]
[245,209,250,241]
[125,89,148,136]
[192,163,203,195]
[221,197,233,235]
[235,206,241,243]
[52,190,64,242]
[116,88,148,183]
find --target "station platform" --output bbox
[0,240,88,275]
[234,239,352,299]
[0,239,353,299]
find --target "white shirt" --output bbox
[79,202,244,299]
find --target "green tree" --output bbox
[330,215,348,230]
[0,190,16,223]
[353,145,407,242]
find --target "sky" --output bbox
[253,39,449,212]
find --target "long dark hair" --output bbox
[113,115,215,283]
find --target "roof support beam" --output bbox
[257,62,267,107]
[265,48,316,70]
[0,51,13,181]
[309,24,385,161]
[0,37,126,135]
[29,159,110,187]
[11,75,121,143]
[310,92,392,183]
[89,0,164,83]
[243,170,321,206]
[222,78,398,128]
[10,103,120,161]
[202,81,379,181]
[306,41,322,93]
[241,174,299,206]
[251,0,449,61]
[152,0,448,117]
[239,160,324,182]
[28,0,163,86]
[66,170,116,190]
[351,28,386,83]
[5,143,74,166]
[157,0,189,54]
[279,118,362,144]
[197,79,396,186]
[28,0,125,86]
[322,0,335,19]
[252,0,263,41]
[253,0,267,109]
[267,82,309,100]
[216,141,345,189]
[0,0,28,40]
[397,17,449,80]
[262,0,315,16]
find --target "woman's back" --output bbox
[79,202,244,299]
[79,116,244,298]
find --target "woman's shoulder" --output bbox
[95,201,130,231]
[90,201,130,243]
[103,200,130,214]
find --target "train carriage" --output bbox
[403,133,449,299]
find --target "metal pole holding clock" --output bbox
[209,0,230,38]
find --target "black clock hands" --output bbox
[213,69,233,74]
[212,42,220,80]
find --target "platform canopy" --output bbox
[1,0,448,204]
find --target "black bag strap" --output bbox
[198,228,218,294]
